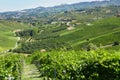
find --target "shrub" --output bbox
[86,43,97,51]
[113,41,119,46]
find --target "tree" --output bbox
[113,41,119,46]
[86,43,97,51]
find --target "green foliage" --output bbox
[113,41,119,46]
[30,50,120,80]
[86,43,98,51]
[0,54,24,80]
[13,41,71,53]
[15,17,120,53]
[15,29,36,37]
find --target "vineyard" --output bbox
[0,54,24,80]
[0,49,120,80]
[12,17,120,53]
[0,1,120,80]
[29,49,120,80]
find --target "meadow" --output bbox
[0,20,30,51]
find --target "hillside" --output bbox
[0,0,119,20]
[12,17,120,53]
[0,21,30,51]
[0,0,120,80]
[0,3,117,53]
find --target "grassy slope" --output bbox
[0,20,29,51]
[14,17,120,52]
[55,17,120,50]
[31,17,120,51]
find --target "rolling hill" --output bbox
[0,0,119,20]
[0,1,120,80]
[13,17,120,53]
[0,20,30,51]
[0,0,119,53]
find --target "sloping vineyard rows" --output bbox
[30,50,120,80]
[0,54,24,80]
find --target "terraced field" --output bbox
[57,17,120,50]
[13,17,120,53]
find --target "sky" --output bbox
[0,0,104,12]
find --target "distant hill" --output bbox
[0,0,120,19]
[13,17,120,53]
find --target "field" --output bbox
[0,20,30,51]
[13,17,120,53]
[0,4,120,80]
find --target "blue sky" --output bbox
[0,0,104,12]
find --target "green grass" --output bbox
[68,17,119,50]
[13,15,120,53]
[16,17,120,53]
[0,20,30,51]
[0,34,17,49]
[57,17,120,49]
[105,45,120,50]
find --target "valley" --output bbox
[0,21,30,51]
[0,0,120,80]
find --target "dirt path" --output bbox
[100,44,113,48]
[22,62,43,80]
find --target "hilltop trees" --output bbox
[15,29,36,37]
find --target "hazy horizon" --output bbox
[0,0,105,12]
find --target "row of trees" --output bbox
[15,29,36,37]
[13,41,71,53]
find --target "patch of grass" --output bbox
[0,20,30,51]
